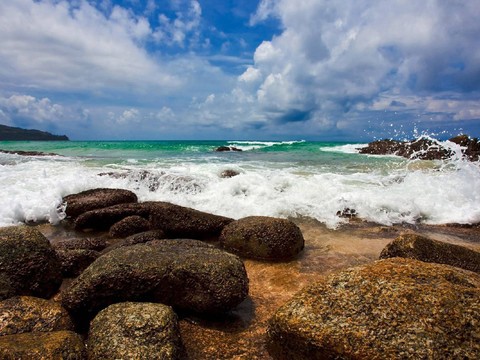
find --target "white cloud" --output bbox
[0,0,179,95]
[117,108,140,124]
[0,95,63,124]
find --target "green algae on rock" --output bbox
[0,226,62,300]
[380,233,480,273]
[87,302,185,360]
[0,296,74,336]
[267,258,480,359]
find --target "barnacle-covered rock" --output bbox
[267,258,480,359]
[87,302,185,360]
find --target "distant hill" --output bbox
[0,124,69,141]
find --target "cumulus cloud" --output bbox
[0,95,63,125]
[233,0,480,136]
[0,0,178,95]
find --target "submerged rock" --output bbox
[215,146,242,152]
[109,215,150,238]
[62,240,249,326]
[0,226,62,300]
[63,188,138,218]
[380,233,480,273]
[0,296,74,336]
[0,331,86,359]
[220,216,305,260]
[56,249,100,278]
[267,258,480,359]
[87,302,185,360]
[220,169,240,178]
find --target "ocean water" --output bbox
[0,139,479,228]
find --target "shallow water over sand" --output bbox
[36,219,480,359]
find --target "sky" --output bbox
[0,0,479,141]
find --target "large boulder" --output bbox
[63,188,138,218]
[102,230,166,253]
[219,216,305,260]
[87,302,185,360]
[109,215,150,238]
[380,233,480,273]
[267,258,480,359]
[0,331,86,359]
[56,249,100,278]
[0,226,62,300]
[75,201,233,240]
[62,240,249,326]
[0,296,74,336]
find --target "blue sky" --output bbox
[0,0,479,140]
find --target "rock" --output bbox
[219,216,305,261]
[0,226,62,300]
[0,331,86,359]
[358,139,403,156]
[220,170,240,178]
[215,146,242,152]
[102,230,166,253]
[359,138,452,160]
[62,240,249,327]
[449,134,480,161]
[53,237,107,251]
[87,302,185,360]
[379,233,480,273]
[74,202,233,240]
[267,258,480,359]
[56,249,100,278]
[63,188,138,218]
[0,296,74,336]
[149,202,234,239]
[109,215,150,238]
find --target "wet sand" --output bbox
[37,219,480,359]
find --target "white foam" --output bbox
[227,140,305,151]
[320,143,368,154]
[1,148,479,229]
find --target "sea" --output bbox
[1,138,479,229]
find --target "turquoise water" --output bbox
[1,139,479,228]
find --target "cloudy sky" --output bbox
[1,0,479,140]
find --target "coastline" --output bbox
[32,217,480,359]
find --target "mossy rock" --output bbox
[87,302,185,359]
[267,258,480,359]
[0,296,74,336]
[220,216,305,260]
[56,249,100,278]
[62,239,249,327]
[109,215,151,238]
[380,233,480,273]
[0,226,62,300]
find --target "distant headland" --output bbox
[0,124,69,141]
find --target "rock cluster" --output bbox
[359,134,480,161]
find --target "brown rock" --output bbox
[215,146,242,152]
[220,170,240,178]
[63,188,138,218]
[56,249,100,278]
[267,258,480,359]
[380,233,480,273]
[0,331,86,359]
[109,215,150,238]
[62,240,249,327]
[0,226,62,300]
[102,230,166,253]
[87,302,185,360]
[0,296,74,336]
[220,216,305,260]
[53,237,107,251]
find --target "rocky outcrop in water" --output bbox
[0,296,74,336]
[0,226,62,300]
[215,146,243,152]
[220,216,305,261]
[87,302,185,360]
[61,239,249,327]
[380,233,480,273]
[0,331,86,359]
[359,134,480,161]
[267,258,480,359]
[63,188,138,218]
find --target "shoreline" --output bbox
[26,217,480,359]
